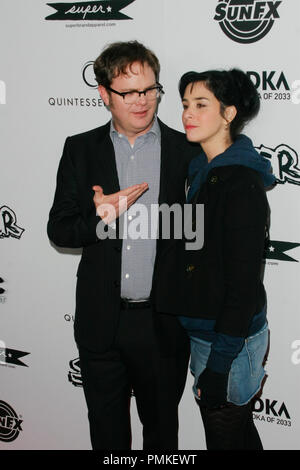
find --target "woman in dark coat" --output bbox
[154,69,276,450]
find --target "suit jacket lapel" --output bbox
[93,121,120,194]
[158,119,173,205]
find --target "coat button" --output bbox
[186,264,195,273]
[210,175,218,184]
[114,280,120,288]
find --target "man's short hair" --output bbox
[94,40,160,88]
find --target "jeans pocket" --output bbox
[245,324,269,377]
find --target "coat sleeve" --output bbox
[205,172,268,375]
[47,137,100,248]
[215,173,268,339]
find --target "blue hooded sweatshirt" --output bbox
[187,134,276,202]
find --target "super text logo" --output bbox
[0,206,25,240]
[68,358,82,387]
[214,0,282,44]
[256,143,300,186]
[45,1,135,21]
[68,358,136,396]
[0,401,23,442]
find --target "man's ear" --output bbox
[98,85,110,106]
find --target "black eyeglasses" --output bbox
[106,83,164,104]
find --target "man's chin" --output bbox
[131,114,154,130]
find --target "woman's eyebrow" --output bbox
[182,96,209,101]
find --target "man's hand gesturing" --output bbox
[93,183,148,225]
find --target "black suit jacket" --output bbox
[47,119,199,352]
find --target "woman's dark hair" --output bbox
[94,40,160,88]
[179,69,260,140]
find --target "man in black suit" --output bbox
[47,41,198,450]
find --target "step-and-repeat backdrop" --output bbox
[1,0,299,450]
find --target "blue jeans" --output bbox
[190,323,269,406]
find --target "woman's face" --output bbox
[182,81,229,147]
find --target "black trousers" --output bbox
[78,306,189,450]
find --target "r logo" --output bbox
[256,144,300,186]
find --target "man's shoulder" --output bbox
[66,121,110,143]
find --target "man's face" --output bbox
[98,62,158,143]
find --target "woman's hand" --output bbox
[196,368,229,408]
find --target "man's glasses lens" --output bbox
[124,86,163,104]
[106,84,164,104]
